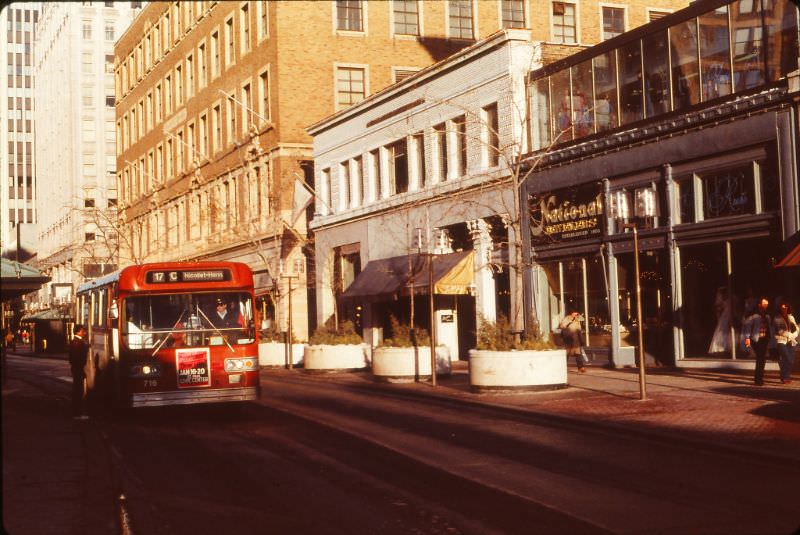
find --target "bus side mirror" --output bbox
[109,300,119,320]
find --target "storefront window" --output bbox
[671,19,701,110]
[619,40,643,125]
[760,151,780,212]
[700,164,755,219]
[699,6,732,101]
[643,30,670,117]
[571,61,594,137]
[675,177,696,224]
[593,50,618,132]
[731,0,766,92]
[680,242,730,358]
[551,69,573,143]
[538,256,610,347]
[617,250,672,363]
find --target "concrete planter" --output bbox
[303,343,370,372]
[468,348,568,392]
[372,345,452,383]
[258,341,304,367]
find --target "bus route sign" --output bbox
[176,348,211,388]
[146,269,230,284]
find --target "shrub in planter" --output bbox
[258,323,303,367]
[475,315,555,351]
[380,315,430,347]
[309,319,363,345]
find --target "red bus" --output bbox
[75,262,260,408]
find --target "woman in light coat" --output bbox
[774,303,798,384]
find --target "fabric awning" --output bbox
[775,243,800,267]
[341,250,474,301]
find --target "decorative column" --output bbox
[467,218,496,324]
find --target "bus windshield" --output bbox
[123,292,255,350]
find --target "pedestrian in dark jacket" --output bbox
[68,325,89,419]
[743,297,775,386]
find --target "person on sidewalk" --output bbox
[743,297,775,386]
[4,328,15,351]
[773,302,798,385]
[68,325,89,419]
[560,310,587,373]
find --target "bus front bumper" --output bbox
[131,386,259,407]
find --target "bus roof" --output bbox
[76,261,254,294]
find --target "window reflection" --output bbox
[700,164,755,219]
[530,78,551,149]
[594,51,618,131]
[671,19,701,110]
[764,0,799,81]
[571,61,594,137]
[731,0,765,91]
[699,7,732,101]
[643,30,670,117]
[619,40,643,124]
[551,69,573,143]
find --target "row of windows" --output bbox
[319,103,499,215]
[126,164,270,258]
[118,1,268,101]
[335,0,670,44]
[81,20,117,41]
[529,0,799,150]
[118,69,270,179]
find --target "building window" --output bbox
[165,74,172,114]
[388,139,408,194]
[454,115,467,176]
[186,54,193,97]
[482,103,499,168]
[226,18,235,66]
[370,148,382,201]
[648,10,671,22]
[602,6,624,40]
[393,68,419,83]
[211,31,220,77]
[339,162,351,209]
[259,70,270,123]
[242,83,252,132]
[198,43,206,87]
[501,0,525,28]
[393,0,419,36]
[259,0,269,38]
[105,24,115,40]
[336,0,363,31]
[199,114,208,157]
[433,122,448,181]
[321,168,332,213]
[175,65,183,106]
[335,66,366,110]
[552,2,577,44]
[412,133,425,188]
[241,4,250,52]
[85,232,96,242]
[213,104,221,151]
[84,198,95,208]
[83,21,92,39]
[448,0,474,39]
[227,97,237,143]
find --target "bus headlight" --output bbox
[130,363,161,377]
[224,357,257,372]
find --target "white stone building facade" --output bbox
[33,1,141,307]
[308,30,538,357]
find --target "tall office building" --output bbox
[33,1,142,307]
[0,3,39,259]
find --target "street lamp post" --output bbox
[610,188,657,401]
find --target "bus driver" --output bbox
[211,298,240,329]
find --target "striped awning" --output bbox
[775,243,800,268]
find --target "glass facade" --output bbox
[529,0,799,149]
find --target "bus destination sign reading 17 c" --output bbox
[146,269,231,284]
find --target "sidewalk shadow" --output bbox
[712,385,800,424]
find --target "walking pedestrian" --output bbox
[743,297,775,386]
[773,302,798,385]
[68,325,89,419]
[560,310,587,373]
